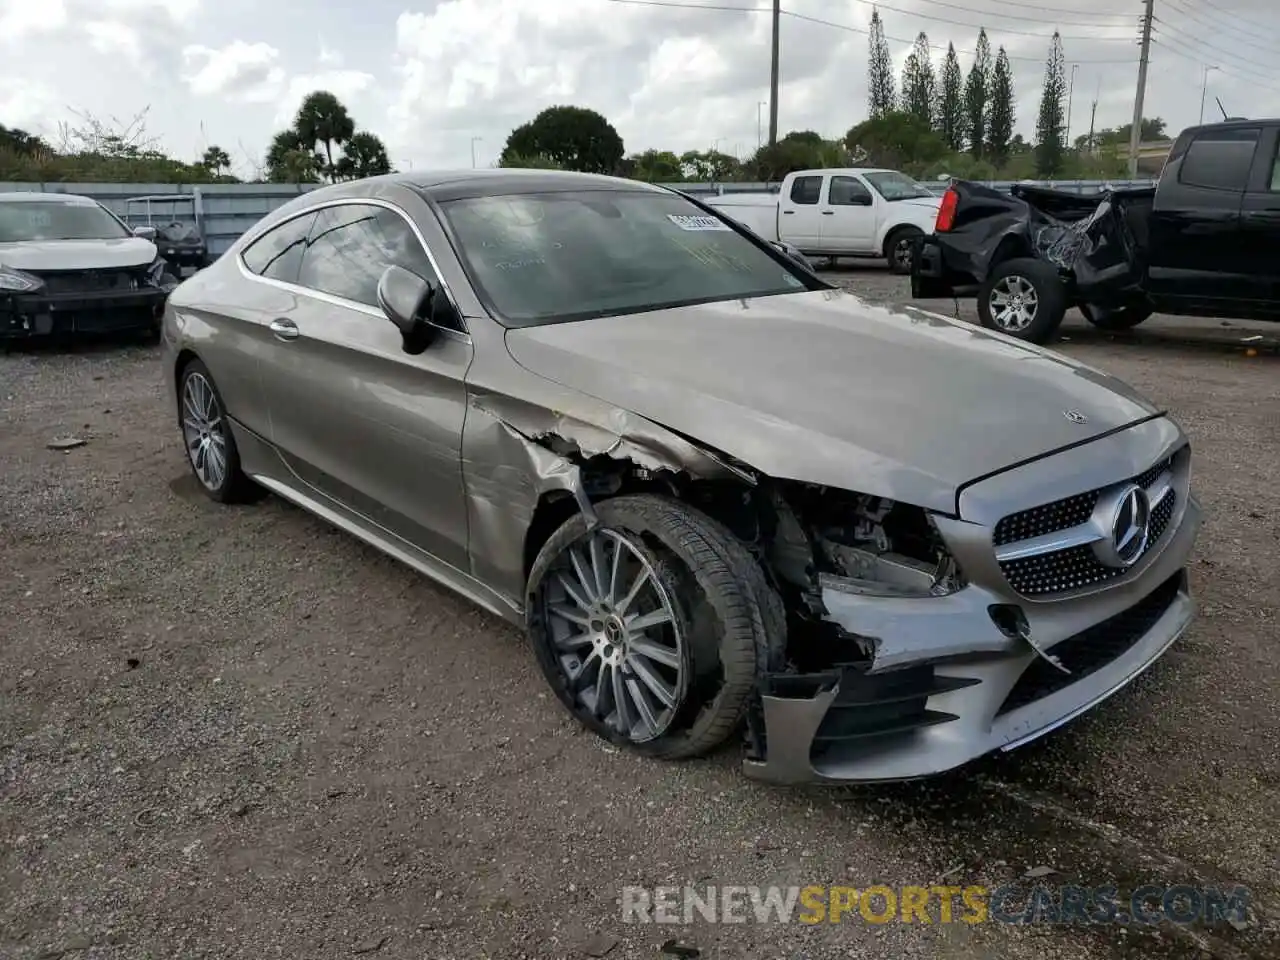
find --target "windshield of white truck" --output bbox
[864,172,934,201]
[0,199,132,242]
[441,189,822,327]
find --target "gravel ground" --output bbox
[3,269,1278,960]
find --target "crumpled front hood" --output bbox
[503,289,1161,515]
[0,237,157,272]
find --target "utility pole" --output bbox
[470,136,482,168]
[757,101,766,149]
[1199,65,1217,124]
[1065,63,1079,144]
[1088,100,1098,155]
[768,0,780,145]
[1128,0,1155,177]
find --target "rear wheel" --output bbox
[885,226,923,275]
[1080,303,1153,331]
[526,494,785,760]
[978,257,1068,344]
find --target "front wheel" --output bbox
[1080,303,1153,331]
[885,227,923,275]
[526,494,785,760]
[978,257,1068,344]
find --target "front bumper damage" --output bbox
[742,417,1200,785]
[2,282,169,340]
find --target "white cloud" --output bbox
[182,40,286,101]
[82,21,144,62]
[0,0,69,40]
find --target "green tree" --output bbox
[868,9,896,119]
[964,28,992,157]
[499,106,624,175]
[1035,32,1066,177]
[987,47,1015,166]
[498,151,565,170]
[628,149,683,181]
[844,112,948,174]
[900,33,937,128]
[336,131,392,180]
[0,124,48,156]
[939,44,965,152]
[265,129,321,183]
[293,91,355,174]
[679,149,740,181]
[744,132,845,180]
[201,145,231,176]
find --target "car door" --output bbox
[211,209,318,445]
[1235,125,1280,314]
[256,199,473,570]
[778,174,824,250]
[819,175,877,253]
[1147,125,1256,308]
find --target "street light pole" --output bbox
[470,136,482,168]
[1065,63,1079,144]
[768,0,780,145]
[757,101,766,149]
[1199,65,1217,124]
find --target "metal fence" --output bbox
[0,177,1158,258]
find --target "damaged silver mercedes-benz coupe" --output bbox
[162,170,1201,784]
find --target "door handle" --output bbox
[821,210,835,215]
[269,318,299,342]
[782,209,795,214]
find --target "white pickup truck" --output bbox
[704,168,942,274]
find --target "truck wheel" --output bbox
[1080,303,1153,331]
[884,227,923,275]
[978,258,1067,345]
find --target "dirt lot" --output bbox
[3,268,1278,960]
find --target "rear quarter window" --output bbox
[1178,128,1259,191]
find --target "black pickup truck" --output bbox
[911,118,1280,343]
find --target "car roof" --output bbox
[292,169,671,206]
[0,191,97,203]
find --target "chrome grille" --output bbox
[994,456,1178,597]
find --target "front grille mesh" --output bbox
[997,571,1184,715]
[995,456,1176,597]
[33,269,146,295]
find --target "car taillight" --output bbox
[935,187,958,232]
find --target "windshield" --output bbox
[439,190,816,326]
[863,171,934,201]
[0,199,132,242]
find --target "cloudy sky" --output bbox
[2,0,1278,177]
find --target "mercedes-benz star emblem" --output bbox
[1063,409,1089,425]
[1107,485,1151,568]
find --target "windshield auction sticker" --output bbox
[667,214,731,231]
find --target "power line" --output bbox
[1154,17,1280,80]
[1159,0,1280,58]
[834,0,1134,36]
[1196,0,1277,35]
[606,2,1139,64]
[1153,29,1280,92]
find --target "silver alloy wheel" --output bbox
[181,372,228,492]
[988,275,1040,332]
[541,528,687,743]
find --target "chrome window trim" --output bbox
[235,196,471,343]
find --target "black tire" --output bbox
[526,494,786,761]
[885,226,923,275]
[977,257,1068,344]
[1079,303,1153,331]
[176,358,259,503]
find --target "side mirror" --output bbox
[133,226,157,240]
[377,264,436,350]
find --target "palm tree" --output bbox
[293,91,354,175]
[201,145,231,176]
[335,132,392,180]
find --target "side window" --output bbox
[829,176,872,206]
[240,212,316,283]
[1178,128,1259,191]
[789,176,822,205]
[1269,140,1280,192]
[298,204,441,309]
